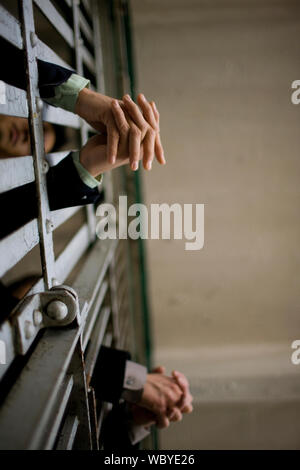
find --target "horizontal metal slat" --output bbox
[0,326,82,449]
[85,306,111,384]
[42,103,80,128]
[81,0,92,18]
[56,414,79,450]
[52,206,82,230]
[119,318,130,350]
[28,225,95,299]
[79,10,93,45]
[0,7,75,121]
[43,374,74,449]
[117,281,129,313]
[0,83,28,118]
[82,280,108,350]
[0,156,34,194]
[0,320,16,381]
[72,237,118,319]
[115,256,127,288]
[0,73,75,125]
[0,219,39,278]
[0,5,23,49]
[0,208,81,280]
[46,150,72,166]
[30,235,117,307]
[36,38,72,70]
[55,223,90,283]
[0,236,116,382]
[0,226,89,379]
[82,46,96,73]
[33,0,74,49]
[0,151,84,278]
[0,243,117,448]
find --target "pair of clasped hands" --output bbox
[74,89,193,428]
[135,367,193,429]
[75,88,165,177]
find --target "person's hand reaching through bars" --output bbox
[75,88,165,171]
[114,93,165,171]
[78,98,164,177]
[129,366,193,430]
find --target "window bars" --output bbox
[0,0,151,449]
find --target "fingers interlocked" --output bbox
[111,93,165,172]
[146,366,193,430]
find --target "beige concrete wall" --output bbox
[131,0,300,449]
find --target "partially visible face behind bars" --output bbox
[0,115,57,157]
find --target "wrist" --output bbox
[79,135,107,177]
[75,87,108,120]
[79,146,92,174]
[71,151,102,188]
[75,86,94,116]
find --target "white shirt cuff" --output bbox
[128,423,151,446]
[121,360,147,404]
[71,151,103,189]
[44,73,90,113]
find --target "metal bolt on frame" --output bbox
[47,300,69,321]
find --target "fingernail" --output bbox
[110,155,116,164]
[153,101,157,111]
[146,162,152,170]
[124,94,132,101]
[140,93,146,101]
[131,162,138,171]
[112,100,119,107]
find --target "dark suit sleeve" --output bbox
[101,402,138,450]
[0,37,74,98]
[91,346,131,404]
[0,153,103,240]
